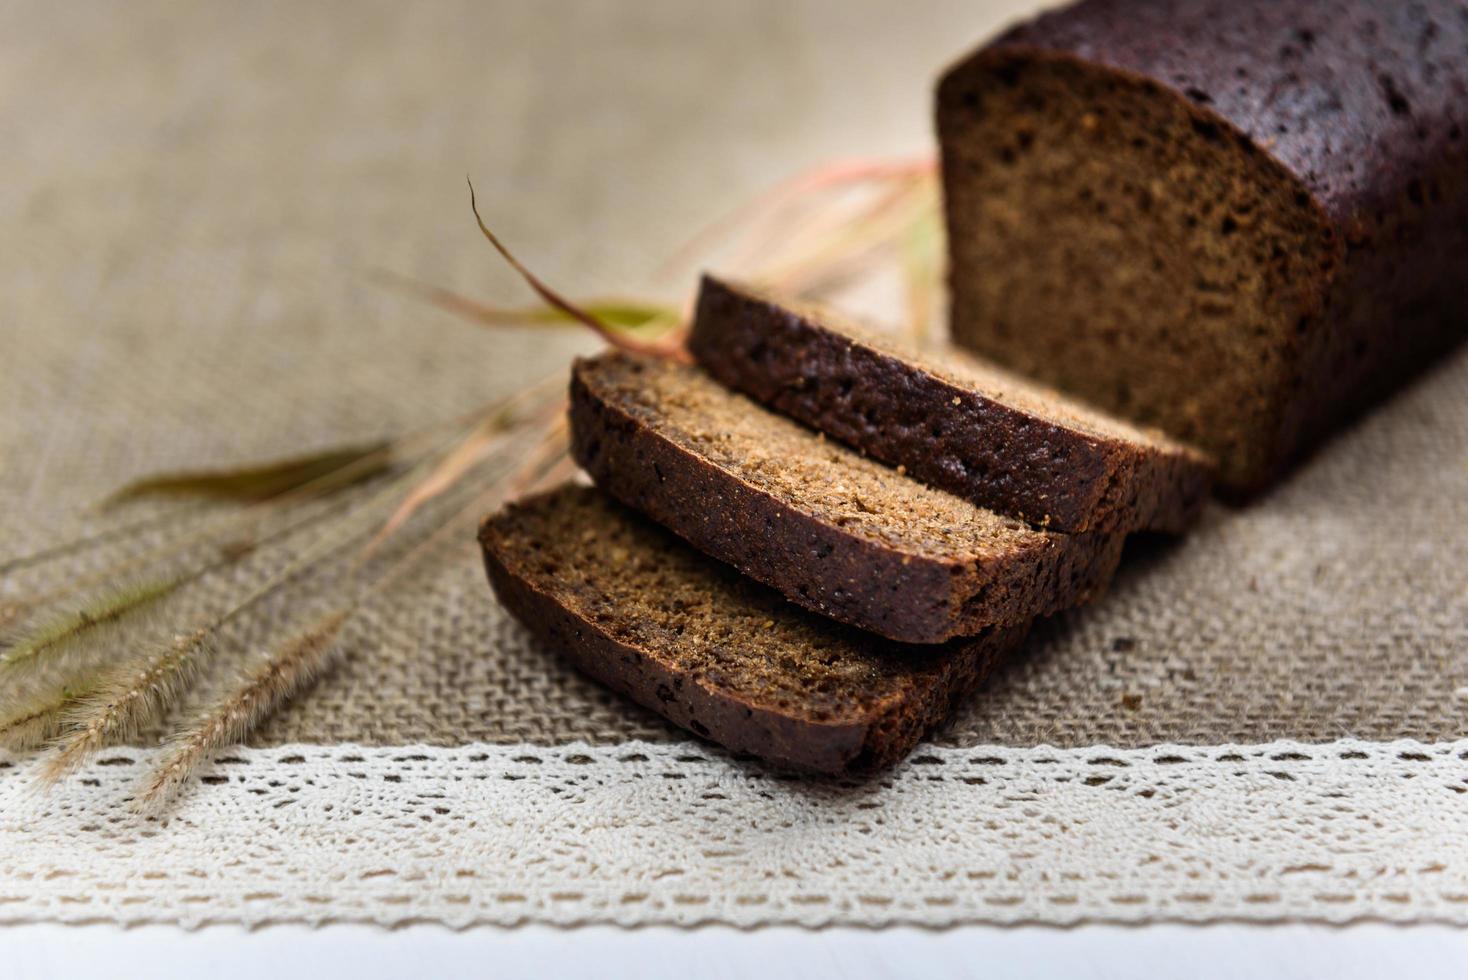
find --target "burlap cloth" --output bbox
[2,0,1465,928]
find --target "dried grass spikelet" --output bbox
[0,680,94,752]
[137,609,351,808]
[0,702,72,752]
[41,627,213,783]
[0,577,182,679]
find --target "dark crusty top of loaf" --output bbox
[688,274,1213,533]
[479,484,1030,774]
[569,350,1125,643]
[977,0,1468,228]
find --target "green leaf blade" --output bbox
[103,442,394,506]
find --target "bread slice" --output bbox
[689,275,1213,533]
[569,350,1125,644]
[480,485,1030,774]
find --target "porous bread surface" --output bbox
[735,278,1186,448]
[938,0,1468,492]
[484,487,955,722]
[690,275,1213,532]
[570,351,1126,642]
[582,352,1037,560]
[480,485,1028,773]
[940,51,1327,488]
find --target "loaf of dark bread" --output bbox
[570,351,1124,643]
[938,0,1468,492]
[480,485,1030,774]
[688,274,1213,533]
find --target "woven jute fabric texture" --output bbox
[2,0,1466,928]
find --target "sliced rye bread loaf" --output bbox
[937,0,1468,492]
[688,274,1213,533]
[569,350,1125,644]
[480,484,1031,774]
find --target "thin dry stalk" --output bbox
[0,577,182,675]
[0,401,495,648]
[729,189,882,280]
[0,501,329,722]
[137,609,351,808]
[0,393,492,601]
[39,446,466,779]
[391,164,941,379]
[367,418,571,602]
[1,704,70,752]
[503,417,571,497]
[656,156,936,279]
[0,436,450,700]
[0,506,211,579]
[898,186,944,343]
[362,378,566,556]
[136,425,569,808]
[370,268,680,337]
[761,175,935,297]
[715,168,929,284]
[467,179,691,361]
[363,421,507,550]
[43,628,212,782]
[527,452,579,495]
[0,682,94,752]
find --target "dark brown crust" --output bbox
[938,0,1468,492]
[479,494,1028,775]
[569,353,1125,644]
[688,275,1212,533]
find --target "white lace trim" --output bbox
[3,738,1466,928]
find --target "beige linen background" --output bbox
[4,0,1468,930]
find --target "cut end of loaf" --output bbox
[938,47,1339,491]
